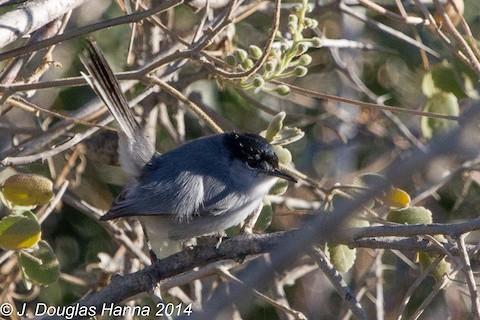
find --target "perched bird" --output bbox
[81,40,296,256]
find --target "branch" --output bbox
[456,234,480,317]
[203,0,281,79]
[357,0,429,25]
[217,267,307,320]
[347,217,480,240]
[42,210,480,320]
[39,232,289,320]
[432,0,480,75]
[276,81,459,121]
[339,1,440,58]
[0,0,88,48]
[0,0,183,61]
[146,75,224,134]
[309,248,368,320]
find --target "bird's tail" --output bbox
[80,40,155,177]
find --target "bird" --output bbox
[80,40,296,257]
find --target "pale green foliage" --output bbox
[223,0,321,95]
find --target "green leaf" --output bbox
[269,126,304,146]
[328,243,356,272]
[422,64,467,98]
[418,253,452,283]
[1,173,54,208]
[269,179,289,196]
[0,212,41,250]
[421,71,436,98]
[265,112,286,142]
[273,145,292,165]
[387,206,433,225]
[19,240,60,286]
[345,216,370,229]
[254,198,273,232]
[421,91,459,139]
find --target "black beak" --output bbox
[268,168,297,183]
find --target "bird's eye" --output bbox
[246,159,260,169]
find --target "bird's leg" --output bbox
[215,232,229,249]
[240,202,263,234]
[140,221,158,263]
[182,237,197,250]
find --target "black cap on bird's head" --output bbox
[224,132,297,183]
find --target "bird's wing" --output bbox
[100,172,204,223]
[195,176,246,217]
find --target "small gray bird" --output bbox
[81,40,296,256]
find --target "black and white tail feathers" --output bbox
[80,40,154,177]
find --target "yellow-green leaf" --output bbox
[269,179,289,196]
[421,72,436,98]
[268,126,304,146]
[19,240,60,286]
[387,206,433,225]
[345,216,370,229]
[254,198,273,232]
[1,174,54,207]
[383,187,411,209]
[273,145,292,165]
[418,252,452,283]
[0,212,41,250]
[328,243,356,272]
[422,63,467,99]
[266,112,286,142]
[421,91,459,139]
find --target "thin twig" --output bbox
[413,0,472,70]
[61,193,151,265]
[37,180,69,224]
[409,278,451,320]
[5,96,114,130]
[276,81,459,121]
[309,247,368,320]
[374,250,384,320]
[431,0,480,75]
[217,267,308,320]
[0,83,153,165]
[0,0,184,62]
[455,234,480,318]
[395,255,444,320]
[0,117,108,166]
[146,75,224,133]
[455,2,480,61]
[328,46,424,150]
[204,0,281,79]
[347,217,480,241]
[357,0,429,25]
[161,260,239,291]
[339,1,440,58]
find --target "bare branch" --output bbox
[456,234,480,317]
[0,0,87,48]
[0,0,184,61]
[309,247,368,320]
